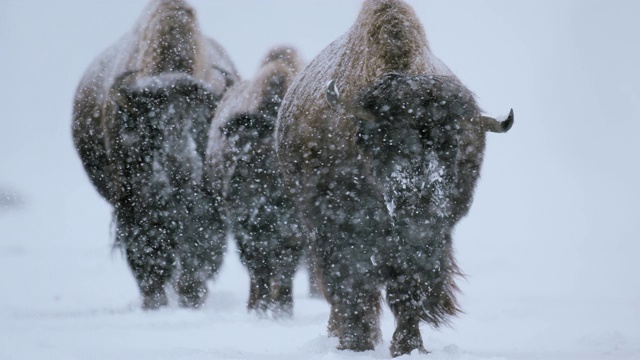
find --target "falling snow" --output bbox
[1,1,639,360]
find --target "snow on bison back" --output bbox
[72,0,239,310]
[275,0,513,356]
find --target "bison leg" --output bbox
[270,242,303,317]
[311,179,389,351]
[175,238,225,309]
[173,210,226,309]
[192,194,228,281]
[389,315,427,357]
[235,228,272,314]
[322,269,381,352]
[121,227,173,310]
[386,282,428,356]
[175,266,208,308]
[333,287,381,351]
[248,272,270,314]
[387,233,460,355]
[304,253,323,298]
[176,280,207,308]
[316,237,382,350]
[269,274,293,318]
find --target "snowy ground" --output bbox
[1,1,639,359]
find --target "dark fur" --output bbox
[276,0,511,355]
[72,0,238,309]
[356,73,483,225]
[110,74,227,309]
[206,47,303,316]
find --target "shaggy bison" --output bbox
[206,46,304,316]
[72,0,238,309]
[276,0,513,355]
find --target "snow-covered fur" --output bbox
[72,0,239,309]
[276,0,513,356]
[206,46,304,316]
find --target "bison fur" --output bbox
[72,0,239,309]
[276,0,513,355]
[206,46,304,316]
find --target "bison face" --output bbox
[220,113,279,198]
[354,73,469,167]
[111,72,219,208]
[357,74,468,221]
[219,112,286,229]
[327,73,514,227]
[327,73,482,224]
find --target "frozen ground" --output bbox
[1,1,639,359]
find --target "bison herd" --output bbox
[72,0,513,356]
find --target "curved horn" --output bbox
[212,65,236,91]
[111,70,141,113]
[325,79,341,109]
[325,79,376,121]
[112,70,140,93]
[480,108,514,133]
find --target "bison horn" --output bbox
[325,79,376,121]
[212,65,236,90]
[326,79,341,109]
[480,108,514,133]
[111,70,141,114]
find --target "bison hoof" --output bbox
[178,288,207,308]
[390,338,428,357]
[271,303,294,319]
[247,297,270,317]
[337,334,376,353]
[141,291,168,310]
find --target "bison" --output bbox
[276,0,513,356]
[72,0,239,309]
[206,46,304,316]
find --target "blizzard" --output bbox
[1,1,639,359]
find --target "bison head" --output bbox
[326,73,513,224]
[220,112,278,193]
[110,71,219,209]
